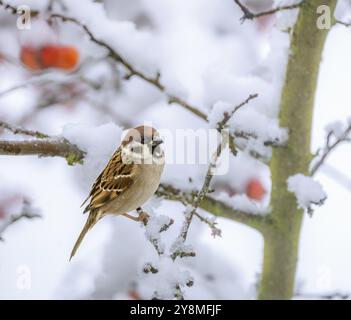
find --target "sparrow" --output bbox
[70,125,165,260]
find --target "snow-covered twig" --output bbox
[0,121,85,165]
[216,94,258,130]
[173,139,227,253]
[311,122,351,176]
[156,183,267,231]
[138,211,192,299]
[49,14,207,121]
[170,99,255,259]
[0,121,49,139]
[0,199,41,240]
[233,0,306,23]
[138,210,174,255]
[0,0,38,17]
[193,213,221,237]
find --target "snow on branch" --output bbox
[169,99,261,260]
[46,13,281,159]
[156,183,267,231]
[136,209,192,299]
[49,13,207,121]
[0,198,41,240]
[233,0,306,23]
[139,210,174,256]
[311,120,351,176]
[208,98,288,158]
[0,121,85,165]
[287,174,327,216]
[170,141,226,260]
[0,4,283,159]
[141,104,262,298]
[0,121,49,139]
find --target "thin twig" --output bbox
[193,212,221,237]
[216,94,258,131]
[0,0,21,15]
[0,0,38,17]
[0,121,49,139]
[233,0,305,23]
[178,139,227,244]
[335,19,351,27]
[0,199,41,240]
[311,123,351,176]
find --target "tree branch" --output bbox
[0,121,85,164]
[0,139,85,164]
[156,183,267,231]
[233,0,305,23]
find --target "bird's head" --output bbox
[121,125,164,164]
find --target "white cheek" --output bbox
[121,148,133,164]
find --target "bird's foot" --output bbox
[136,207,150,225]
[123,209,149,225]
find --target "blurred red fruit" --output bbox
[20,45,79,71]
[20,46,41,70]
[128,290,141,300]
[41,45,79,70]
[246,179,266,201]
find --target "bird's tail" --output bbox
[69,211,98,261]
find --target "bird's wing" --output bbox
[82,147,138,213]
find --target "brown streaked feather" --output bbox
[82,147,138,214]
[70,209,102,260]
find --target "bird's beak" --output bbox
[152,138,163,147]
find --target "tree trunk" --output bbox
[258,0,337,300]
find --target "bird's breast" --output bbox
[108,163,164,214]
